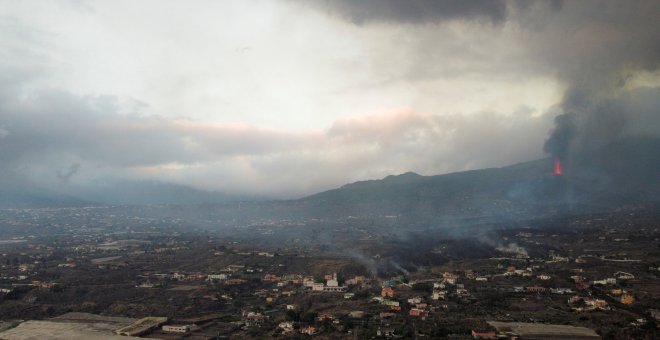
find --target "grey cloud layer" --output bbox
[2,86,656,198]
[0,90,314,167]
[297,0,508,24]
[0,84,553,197]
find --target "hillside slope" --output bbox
[298,137,660,220]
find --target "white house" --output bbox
[162,325,190,334]
[327,273,339,287]
[207,274,228,281]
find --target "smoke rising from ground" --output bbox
[495,243,528,257]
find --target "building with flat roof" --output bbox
[114,317,168,337]
[487,321,600,339]
[0,313,148,340]
[162,325,190,333]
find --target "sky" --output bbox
[0,0,659,198]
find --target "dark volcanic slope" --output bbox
[298,137,660,221]
[300,158,561,220]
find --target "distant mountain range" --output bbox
[67,179,257,206]
[0,180,255,208]
[0,189,90,209]
[1,137,658,221]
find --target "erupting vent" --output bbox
[553,159,563,176]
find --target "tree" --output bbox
[285,310,300,322]
[412,282,432,292]
[300,311,318,323]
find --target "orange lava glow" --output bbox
[553,159,563,175]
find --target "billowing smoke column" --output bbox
[536,1,660,177]
[544,113,576,175]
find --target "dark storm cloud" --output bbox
[299,0,508,24]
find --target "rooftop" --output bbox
[487,321,600,339]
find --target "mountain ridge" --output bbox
[1,136,658,215]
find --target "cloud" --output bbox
[0,82,555,197]
[150,107,555,198]
[296,0,509,25]
[0,125,9,139]
[56,163,80,184]
[0,90,313,166]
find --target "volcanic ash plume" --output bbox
[538,1,660,174]
[543,113,576,175]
